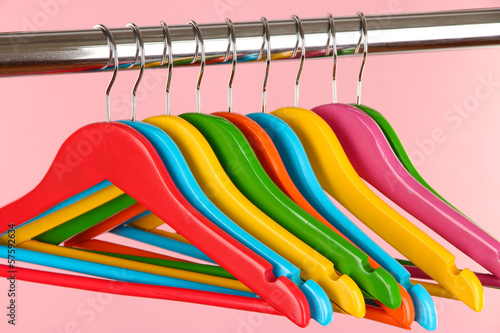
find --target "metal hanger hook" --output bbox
[225,18,237,113]
[187,20,205,114]
[291,15,305,108]
[94,24,118,123]
[354,12,368,105]
[326,13,338,104]
[161,21,173,115]
[258,17,271,113]
[126,22,145,121]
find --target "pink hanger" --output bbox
[314,103,500,279]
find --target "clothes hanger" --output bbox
[213,16,415,329]
[247,14,435,330]
[271,12,483,313]
[0,24,311,327]
[182,16,402,311]
[0,261,282,315]
[141,19,366,318]
[320,14,500,280]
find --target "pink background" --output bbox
[1,0,500,332]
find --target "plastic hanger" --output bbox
[325,17,500,280]
[245,14,434,329]
[272,13,483,313]
[141,19,366,318]
[182,16,401,311]
[0,24,311,327]
[314,103,500,278]
[0,264,282,315]
[213,15,414,329]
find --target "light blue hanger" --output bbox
[112,225,215,263]
[248,112,437,330]
[0,245,254,297]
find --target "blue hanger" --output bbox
[248,112,437,330]
[0,245,254,297]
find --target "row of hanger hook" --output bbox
[95,13,368,122]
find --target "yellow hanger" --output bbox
[20,240,250,291]
[129,215,190,243]
[271,106,483,312]
[144,114,366,318]
[129,213,166,230]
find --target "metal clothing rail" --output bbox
[0,8,499,77]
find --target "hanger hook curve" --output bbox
[187,20,205,114]
[259,17,271,113]
[126,22,145,121]
[161,21,173,115]
[225,18,237,113]
[354,11,368,105]
[94,24,118,123]
[326,13,338,104]
[291,15,305,108]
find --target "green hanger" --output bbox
[180,112,402,309]
[81,248,235,279]
[34,194,135,244]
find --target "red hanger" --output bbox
[0,122,310,327]
[0,264,280,315]
[0,22,310,326]
[73,239,190,262]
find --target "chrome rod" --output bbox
[0,8,499,77]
